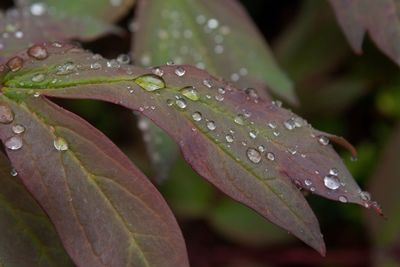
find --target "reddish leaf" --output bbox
[329,0,400,66]
[0,95,189,267]
[0,151,74,267]
[0,43,380,254]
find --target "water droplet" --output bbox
[272,100,282,107]
[116,54,130,64]
[360,191,371,201]
[192,112,202,121]
[339,196,348,203]
[245,88,258,99]
[324,175,340,190]
[181,86,200,101]
[90,62,102,70]
[249,130,257,139]
[207,121,216,131]
[30,3,46,16]
[56,62,76,75]
[10,168,18,177]
[175,66,186,77]
[7,56,23,72]
[318,135,330,146]
[218,87,225,94]
[225,134,234,143]
[283,118,296,130]
[152,67,164,76]
[27,45,48,60]
[203,79,212,88]
[207,18,219,29]
[31,73,45,82]
[215,94,224,102]
[175,98,187,109]
[247,148,261,164]
[54,137,68,151]
[0,105,14,124]
[135,74,165,92]
[234,114,245,125]
[268,122,277,129]
[5,136,23,150]
[33,92,40,98]
[329,168,338,176]
[12,124,25,134]
[304,179,312,186]
[266,152,275,161]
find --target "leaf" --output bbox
[0,151,74,267]
[133,0,294,103]
[0,96,189,267]
[329,0,400,67]
[16,0,135,24]
[366,124,400,266]
[0,43,379,254]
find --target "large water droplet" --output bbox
[247,148,261,164]
[175,66,186,77]
[12,124,25,134]
[5,136,23,150]
[135,74,165,92]
[324,174,340,190]
[318,135,330,146]
[192,112,202,121]
[28,45,48,60]
[181,86,200,101]
[54,137,68,151]
[7,56,23,72]
[207,121,216,131]
[0,105,14,124]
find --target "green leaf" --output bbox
[0,43,379,254]
[0,96,189,267]
[0,151,73,267]
[133,0,295,103]
[329,0,400,67]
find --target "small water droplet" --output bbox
[324,175,340,190]
[245,88,259,99]
[268,122,277,129]
[5,136,23,150]
[28,45,48,60]
[116,54,130,64]
[215,94,224,102]
[234,114,245,125]
[181,86,200,101]
[56,62,76,75]
[283,118,296,130]
[249,130,257,139]
[31,73,45,82]
[0,105,14,124]
[207,121,216,131]
[10,168,18,177]
[175,98,187,109]
[12,124,25,134]
[192,112,202,121]
[152,67,164,76]
[318,135,330,146]
[7,56,23,72]
[266,152,275,161]
[304,179,312,186]
[90,62,102,70]
[329,168,338,176]
[54,137,68,151]
[360,191,371,201]
[339,196,348,203]
[175,66,186,77]
[217,87,225,94]
[258,145,265,152]
[247,148,261,164]
[135,74,165,92]
[225,134,234,143]
[202,79,212,88]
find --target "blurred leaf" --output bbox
[329,0,400,67]
[0,151,73,267]
[208,198,292,247]
[0,96,189,267]
[133,0,295,103]
[160,158,215,219]
[376,81,400,119]
[366,124,400,267]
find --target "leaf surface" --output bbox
[329,0,400,66]
[0,151,74,267]
[133,0,294,103]
[0,95,189,267]
[0,43,379,254]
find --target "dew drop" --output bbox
[54,137,68,151]
[135,74,165,92]
[5,136,23,150]
[329,168,338,176]
[268,122,277,129]
[234,114,245,125]
[217,87,225,94]
[202,79,212,88]
[225,134,234,143]
[245,87,259,99]
[0,105,14,124]
[90,62,102,70]
[31,73,45,82]
[215,94,224,102]
[30,3,46,16]
[12,124,25,134]
[181,86,200,101]
[360,191,371,201]
[175,98,187,109]
[283,118,296,130]
[175,66,186,77]
[116,54,130,64]
[207,121,216,131]
[10,168,18,177]
[258,145,265,152]
[56,62,77,75]
[7,56,23,72]
[304,179,312,186]
[28,45,48,60]
[339,196,348,203]
[318,135,330,146]
[152,67,164,76]
[249,130,257,139]
[323,174,340,190]
[266,152,275,161]
[192,112,202,121]
[247,148,261,164]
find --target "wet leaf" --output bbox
[133,0,294,103]
[0,96,189,267]
[366,124,400,266]
[0,151,74,267]
[0,43,379,254]
[329,0,400,67]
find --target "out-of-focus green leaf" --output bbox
[0,151,74,267]
[208,198,292,247]
[160,158,215,219]
[329,0,400,67]
[133,0,294,103]
[366,124,400,267]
